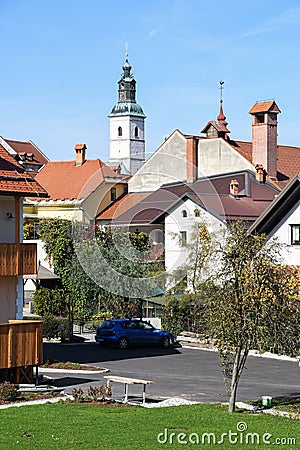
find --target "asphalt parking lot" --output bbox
[43,341,300,404]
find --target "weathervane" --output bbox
[125,37,128,60]
[219,80,224,104]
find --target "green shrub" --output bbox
[32,287,66,317]
[89,311,113,330]
[43,316,70,341]
[0,382,19,402]
[162,293,210,337]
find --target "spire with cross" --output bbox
[217,80,228,126]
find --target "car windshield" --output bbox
[99,321,116,329]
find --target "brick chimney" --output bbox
[230,179,239,197]
[255,164,266,184]
[74,143,86,166]
[186,136,198,183]
[249,101,281,179]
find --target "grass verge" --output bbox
[0,402,299,449]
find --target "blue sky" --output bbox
[0,0,300,162]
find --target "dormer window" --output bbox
[27,153,34,161]
[118,127,122,137]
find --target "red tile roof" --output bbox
[1,137,49,167]
[229,140,300,188]
[35,159,123,201]
[248,101,281,114]
[0,144,48,197]
[97,192,151,220]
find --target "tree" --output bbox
[209,221,300,412]
[38,219,154,325]
[170,219,221,293]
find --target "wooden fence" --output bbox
[0,320,43,383]
[0,243,37,276]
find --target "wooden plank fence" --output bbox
[0,321,43,382]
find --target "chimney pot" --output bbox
[74,143,87,166]
[230,179,239,197]
[255,164,266,183]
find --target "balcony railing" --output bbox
[0,243,37,276]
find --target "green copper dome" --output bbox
[109,56,146,118]
[109,101,146,118]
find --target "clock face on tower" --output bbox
[120,91,126,101]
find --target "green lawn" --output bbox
[0,402,298,449]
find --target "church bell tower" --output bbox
[109,55,146,175]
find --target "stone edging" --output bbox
[38,367,110,375]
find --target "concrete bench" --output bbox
[103,375,154,404]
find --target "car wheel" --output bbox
[161,336,170,348]
[119,337,129,349]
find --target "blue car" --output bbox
[95,319,175,349]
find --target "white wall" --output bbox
[198,139,253,177]
[0,196,15,242]
[268,199,300,266]
[109,116,145,174]
[164,198,227,276]
[129,131,187,192]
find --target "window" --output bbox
[118,126,122,137]
[135,126,139,138]
[255,114,265,124]
[180,231,187,246]
[182,210,187,218]
[110,187,116,202]
[291,225,300,245]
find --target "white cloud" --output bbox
[148,27,162,38]
[242,6,300,38]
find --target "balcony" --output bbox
[0,243,37,276]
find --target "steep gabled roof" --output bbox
[34,159,123,202]
[113,171,279,226]
[248,100,281,114]
[0,144,48,197]
[0,136,49,168]
[201,121,230,134]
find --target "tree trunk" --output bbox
[228,346,241,413]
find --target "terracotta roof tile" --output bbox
[248,101,281,114]
[229,140,300,186]
[35,159,123,201]
[2,137,49,166]
[0,144,48,197]
[97,193,150,220]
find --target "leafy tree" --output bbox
[209,221,300,412]
[37,219,154,327]
[32,287,66,317]
[172,218,300,413]
[162,291,210,338]
[170,220,222,293]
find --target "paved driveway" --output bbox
[43,342,300,403]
